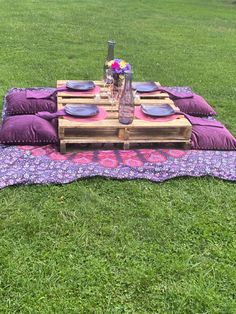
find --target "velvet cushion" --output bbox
[6,89,57,115]
[0,115,58,145]
[173,94,217,116]
[190,117,236,150]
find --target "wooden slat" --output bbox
[59,116,191,129]
[58,92,96,97]
[57,80,161,87]
[61,137,124,144]
[61,138,190,144]
[60,98,111,105]
[59,98,176,108]
[136,99,174,105]
[62,128,190,141]
[138,93,169,98]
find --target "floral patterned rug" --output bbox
[0,144,235,189]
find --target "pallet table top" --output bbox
[57,80,192,152]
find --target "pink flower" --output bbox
[111,61,120,70]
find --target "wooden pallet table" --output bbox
[57,80,192,153]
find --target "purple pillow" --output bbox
[190,119,236,150]
[173,93,217,117]
[6,89,57,115]
[0,115,58,145]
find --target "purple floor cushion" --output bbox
[0,115,58,145]
[190,117,236,150]
[6,88,57,115]
[173,94,216,117]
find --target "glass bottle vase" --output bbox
[118,71,134,125]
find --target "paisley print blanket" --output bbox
[0,144,235,189]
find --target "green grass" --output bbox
[0,0,236,313]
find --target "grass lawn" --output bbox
[0,0,236,313]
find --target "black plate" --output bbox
[141,104,175,117]
[132,82,159,93]
[64,104,99,117]
[66,81,95,91]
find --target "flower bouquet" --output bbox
[106,59,131,101]
[107,59,131,87]
[108,59,131,76]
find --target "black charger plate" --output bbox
[64,104,99,117]
[66,81,95,91]
[141,104,175,117]
[132,82,159,93]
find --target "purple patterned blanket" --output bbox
[0,144,235,189]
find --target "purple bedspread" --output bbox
[0,144,235,189]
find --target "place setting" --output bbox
[26,80,101,99]
[134,103,181,122]
[62,104,107,122]
[59,80,101,96]
[36,103,108,123]
[132,81,194,99]
[132,81,161,98]
[66,81,95,91]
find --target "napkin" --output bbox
[26,85,101,99]
[183,114,224,128]
[36,109,65,120]
[157,86,194,99]
[26,87,66,99]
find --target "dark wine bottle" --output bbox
[103,40,115,82]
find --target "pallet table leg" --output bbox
[118,128,129,140]
[183,141,191,150]
[60,142,66,154]
[118,129,125,140]
[59,124,66,153]
[123,142,130,150]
